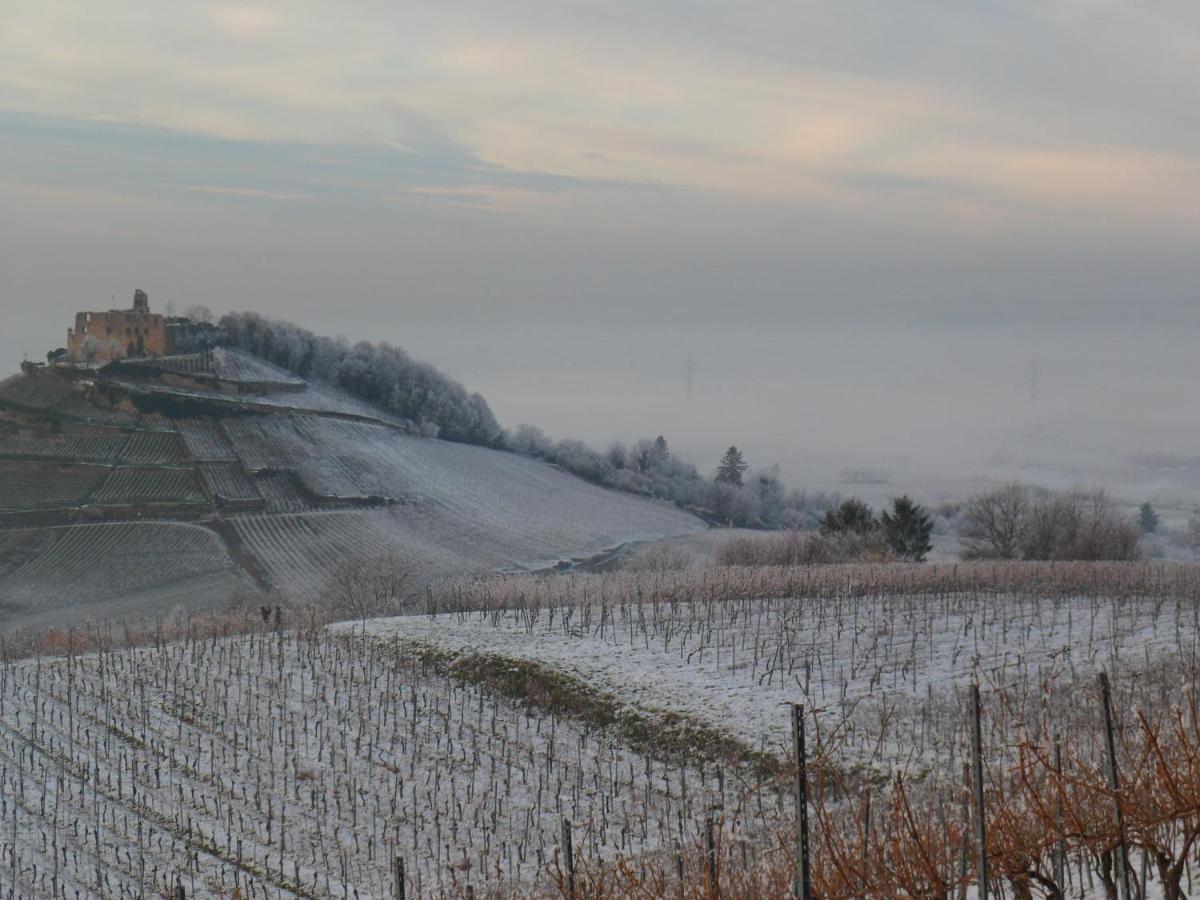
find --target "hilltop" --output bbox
[0,348,702,628]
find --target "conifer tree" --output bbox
[1139,502,1159,534]
[820,498,876,535]
[715,446,748,486]
[880,495,934,562]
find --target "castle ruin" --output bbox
[67,289,168,364]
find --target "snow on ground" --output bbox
[0,631,722,898]
[0,521,249,620]
[346,591,1199,771]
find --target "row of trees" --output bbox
[217,312,503,445]
[210,315,835,524]
[819,495,935,561]
[505,426,837,528]
[207,316,1153,562]
[717,484,1147,566]
[959,483,1141,561]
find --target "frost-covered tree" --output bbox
[606,441,628,470]
[709,480,759,526]
[630,438,662,474]
[653,435,670,462]
[217,312,503,446]
[184,304,214,324]
[715,447,748,486]
[753,468,787,527]
[960,483,1139,561]
[510,424,554,457]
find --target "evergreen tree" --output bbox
[1139,502,1159,534]
[820,498,876,535]
[653,435,670,463]
[715,446,748,486]
[881,495,934,562]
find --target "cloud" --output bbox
[4,0,1199,232]
[185,184,311,200]
[206,3,283,40]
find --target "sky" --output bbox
[2,1,1199,494]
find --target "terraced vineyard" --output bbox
[121,429,189,465]
[253,471,312,513]
[0,522,246,616]
[0,371,136,426]
[0,430,133,465]
[0,461,106,511]
[92,467,207,505]
[175,418,238,461]
[220,416,302,472]
[231,510,424,593]
[0,359,703,626]
[197,462,262,506]
[123,347,306,386]
[0,529,63,578]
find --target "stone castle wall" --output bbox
[67,290,167,363]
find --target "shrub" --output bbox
[716,528,895,566]
[960,484,1141,561]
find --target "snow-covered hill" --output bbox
[0,354,703,627]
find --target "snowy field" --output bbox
[0,631,724,898]
[345,588,1200,773]
[0,567,1197,897]
[0,522,250,622]
[0,368,704,625]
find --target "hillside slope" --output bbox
[0,354,703,627]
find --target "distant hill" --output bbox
[0,351,702,629]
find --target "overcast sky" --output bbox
[2,2,1198,488]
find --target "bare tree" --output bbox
[323,552,415,622]
[962,484,1140,561]
[184,304,214,325]
[959,483,1031,559]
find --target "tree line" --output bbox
[208,315,1155,557]
[217,312,503,445]
[209,314,829,524]
[958,482,1141,561]
[505,427,839,528]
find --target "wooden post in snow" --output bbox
[562,818,576,899]
[1099,671,1133,900]
[792,703,812,900]
[393,856,405,900]
[705,807,719,898]
[861,786,871,894]
[1053,737,1065,892]
[970,682,988,900]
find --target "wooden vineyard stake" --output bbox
[1053,737,1065,892]
[792,703,812,900]
[1099,671,1133,900]
[705,807,719,897]
[562,818,576,899]
[394,856,405,900]
[970,682,988,900]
